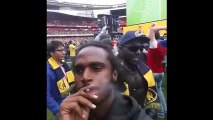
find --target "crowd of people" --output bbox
[47,30,98,35]
[47,19,97,27]
[47,37,94,45]
[47,19,99,48]
[47,24,167,120]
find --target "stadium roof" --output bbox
[50,0,126,5]
[47,0,126,18]
[47,0,126,10]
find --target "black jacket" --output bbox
[99,92,153,120]
[115,59,160,119]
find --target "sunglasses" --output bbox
[123,46,144,52]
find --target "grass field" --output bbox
[47,70,167,120]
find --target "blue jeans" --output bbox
[153,73,167,114]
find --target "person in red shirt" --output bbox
[146,25,167,118]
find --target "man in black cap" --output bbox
[117,31,160,119]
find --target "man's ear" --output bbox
[112,70,118,82]
[50,51,54,56]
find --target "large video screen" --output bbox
[127,0,167,26]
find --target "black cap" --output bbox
[118,31,150,46]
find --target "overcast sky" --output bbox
[54,0,126,5]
